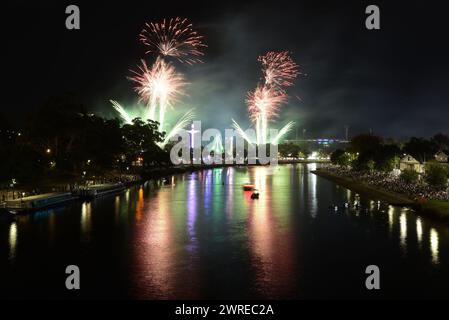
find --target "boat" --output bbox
[76,183,125,199]
[251,189,260,199]
[243,183,254,191]
[4,192,77,214]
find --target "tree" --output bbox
[349,134,383,171]
[425,163,448,189]
[431,133,449,154]
[349,134,383,155]
[404,137,438,163]
[278,143,300,158]
[374,144,401,172]
[330,149,350,166]
[121,118,166,168]
[400,169,419,184]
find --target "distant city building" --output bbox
[399,154,424,173]
[434,151,448,163]
[284,139,349,152]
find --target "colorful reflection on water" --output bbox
[1,164,449,299]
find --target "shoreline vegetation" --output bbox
[312,168,449,222]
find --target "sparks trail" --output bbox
[140,17,207,65]
[259,51,300,90]
[128,57,186,132]
[247,85,287,122]
[234,51,300,145]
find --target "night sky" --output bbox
[2,0,449,139]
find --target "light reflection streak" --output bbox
[187,176,198,251]
[248,166,295,297]
[114,196,120,225]
[142,190,175,297]
[135,187,144,222]
[9,222,17,260]
[388,205,394,233]
[416,217,423,247]
[399,210,407,252]
[308,164,317,218]
[81,202,92,239]
[430,228,439,265]
[225,168,234,219]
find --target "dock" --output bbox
[3,192,77,214]
[75,183,125,199]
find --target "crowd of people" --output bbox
[324,165,449,202]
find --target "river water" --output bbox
[0,164,448,299]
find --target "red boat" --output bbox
[243,184,254,191]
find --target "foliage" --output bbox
[278,143,301,158]
[404,137,438,163]
[330,149,351,166]
[431,133,449,154]
[0,96,171,183]
[400,168,419,184]
[425,163,448,189]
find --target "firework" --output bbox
[129,57,186,132]
[110,100,133,125]
[271,121,295,145]
[232,51,299,146]
[162,109,195,146]
[258,51,299,89]
[231,119,254,145]
[246,85,287,145]
[140,17,207,65]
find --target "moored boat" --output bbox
[76,183,125,199]
[4,192,77,214]
[243,183,254,191]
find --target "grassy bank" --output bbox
[312,169,415,205]
[313,169,449,222]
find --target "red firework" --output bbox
[140,17,207,65]
[258,51,299,89]
[246,84,287,121]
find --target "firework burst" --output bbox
[246,85,287,145]
[140,17,207,65]
[258,51,299,89]
[129,57,186,131]
[246,85,287,122]
[233,51,300,146]
[110,100,133,125]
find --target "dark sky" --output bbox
[2,0,449,139]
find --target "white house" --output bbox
[399,154,424,173]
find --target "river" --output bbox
[0,164,448,299]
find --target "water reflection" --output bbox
[308,164,318,218]
[135,187,144,222]
[388,205,394,233]
[247,166,296,297]
[399,210,407,252]
[138,189,175,298]
[9,222,17,260]
[430,228,439,265]
[4,165,449,299]
[114,195,120,225]
[416,217,423,247]
[81,202,92,240]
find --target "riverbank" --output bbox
[0,163,243,204]
[312,168,449,222]
[278,159,330,164]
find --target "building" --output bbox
[283,138,349,152]
[399,154,424,173]
[434,151,448,163]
